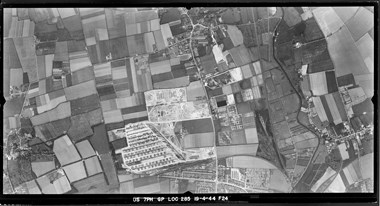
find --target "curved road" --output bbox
[272,7,321,191]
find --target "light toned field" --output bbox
[325,174,345,192]
[31,102,71,126]
[325,93,342,125]
[228,155,277,169]
[94,62,112,77]
[150,19,160,31]
[75,140,96,158]
[312,7,344,37]
[311,166,336,192]
[119,181,135,194]
[186,80,206,101]
[345,7,374,41]
[309,72,328,95]
[63,161,87,183]
[360,153,373,180]
[26,180,41,194]
[31,161,55,177]
[227,25,244,47]
[53,135,81,166]
[267,169,292,192]
[355,33,374,73]
[312,97,328,122]
[149,59,171,75]
[58,8,76,19]
[69,55,92,72]
[327,26,369,77]
[244,128,258,144]
[160,24,173,47]
[84,156,103,176]
[332,7,359,23]
[182,132,214,149]
[144,32,156,53]
[64,80,97,100]
[103,109,123,124]
[13,37,38,82]
[153,30,166,51]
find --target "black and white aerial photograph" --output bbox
[3,7,374,195]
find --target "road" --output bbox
[272,7,321,190]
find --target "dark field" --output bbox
[100,153,119,186]
[303,18,324,42]
[90,124,110,155]
[70,94,101,116]
[68,114,94,142]
[181,118,214,134]
[237,24,259,48]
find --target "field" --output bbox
[227,25,244,47]
[71,66,95,85]
[272,121,291,140]
[76,140,96,158]
[63,161,87,183]
[312,7,344,37]
[72,173,108,193]
[303,18,324,42]
[7,159,34,188]
[345,7,373,41]
[30,102,72,126]
[108,37,129,60]
[200,54,217,74]
[281,93,299,115]
[326,23,370,75]
[34,117,71,142]
[267,169,292,192]
[229,45,253,67]
[355,33,374,73]
[181,118,214,134]
[216,144,258,158]
[64,80,97,100]
[89,124,111,155]
[283,7,302,27]
[221,8,241,24]
[13,37,38,82]
[70,94,100,116]
[240,7,257,24]
[237,24,259,48]
[100,153,119,186]
[67,114,93,142]
[53,135,81,166]
[182,132,214,149]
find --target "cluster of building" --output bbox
[115,122,185,175]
